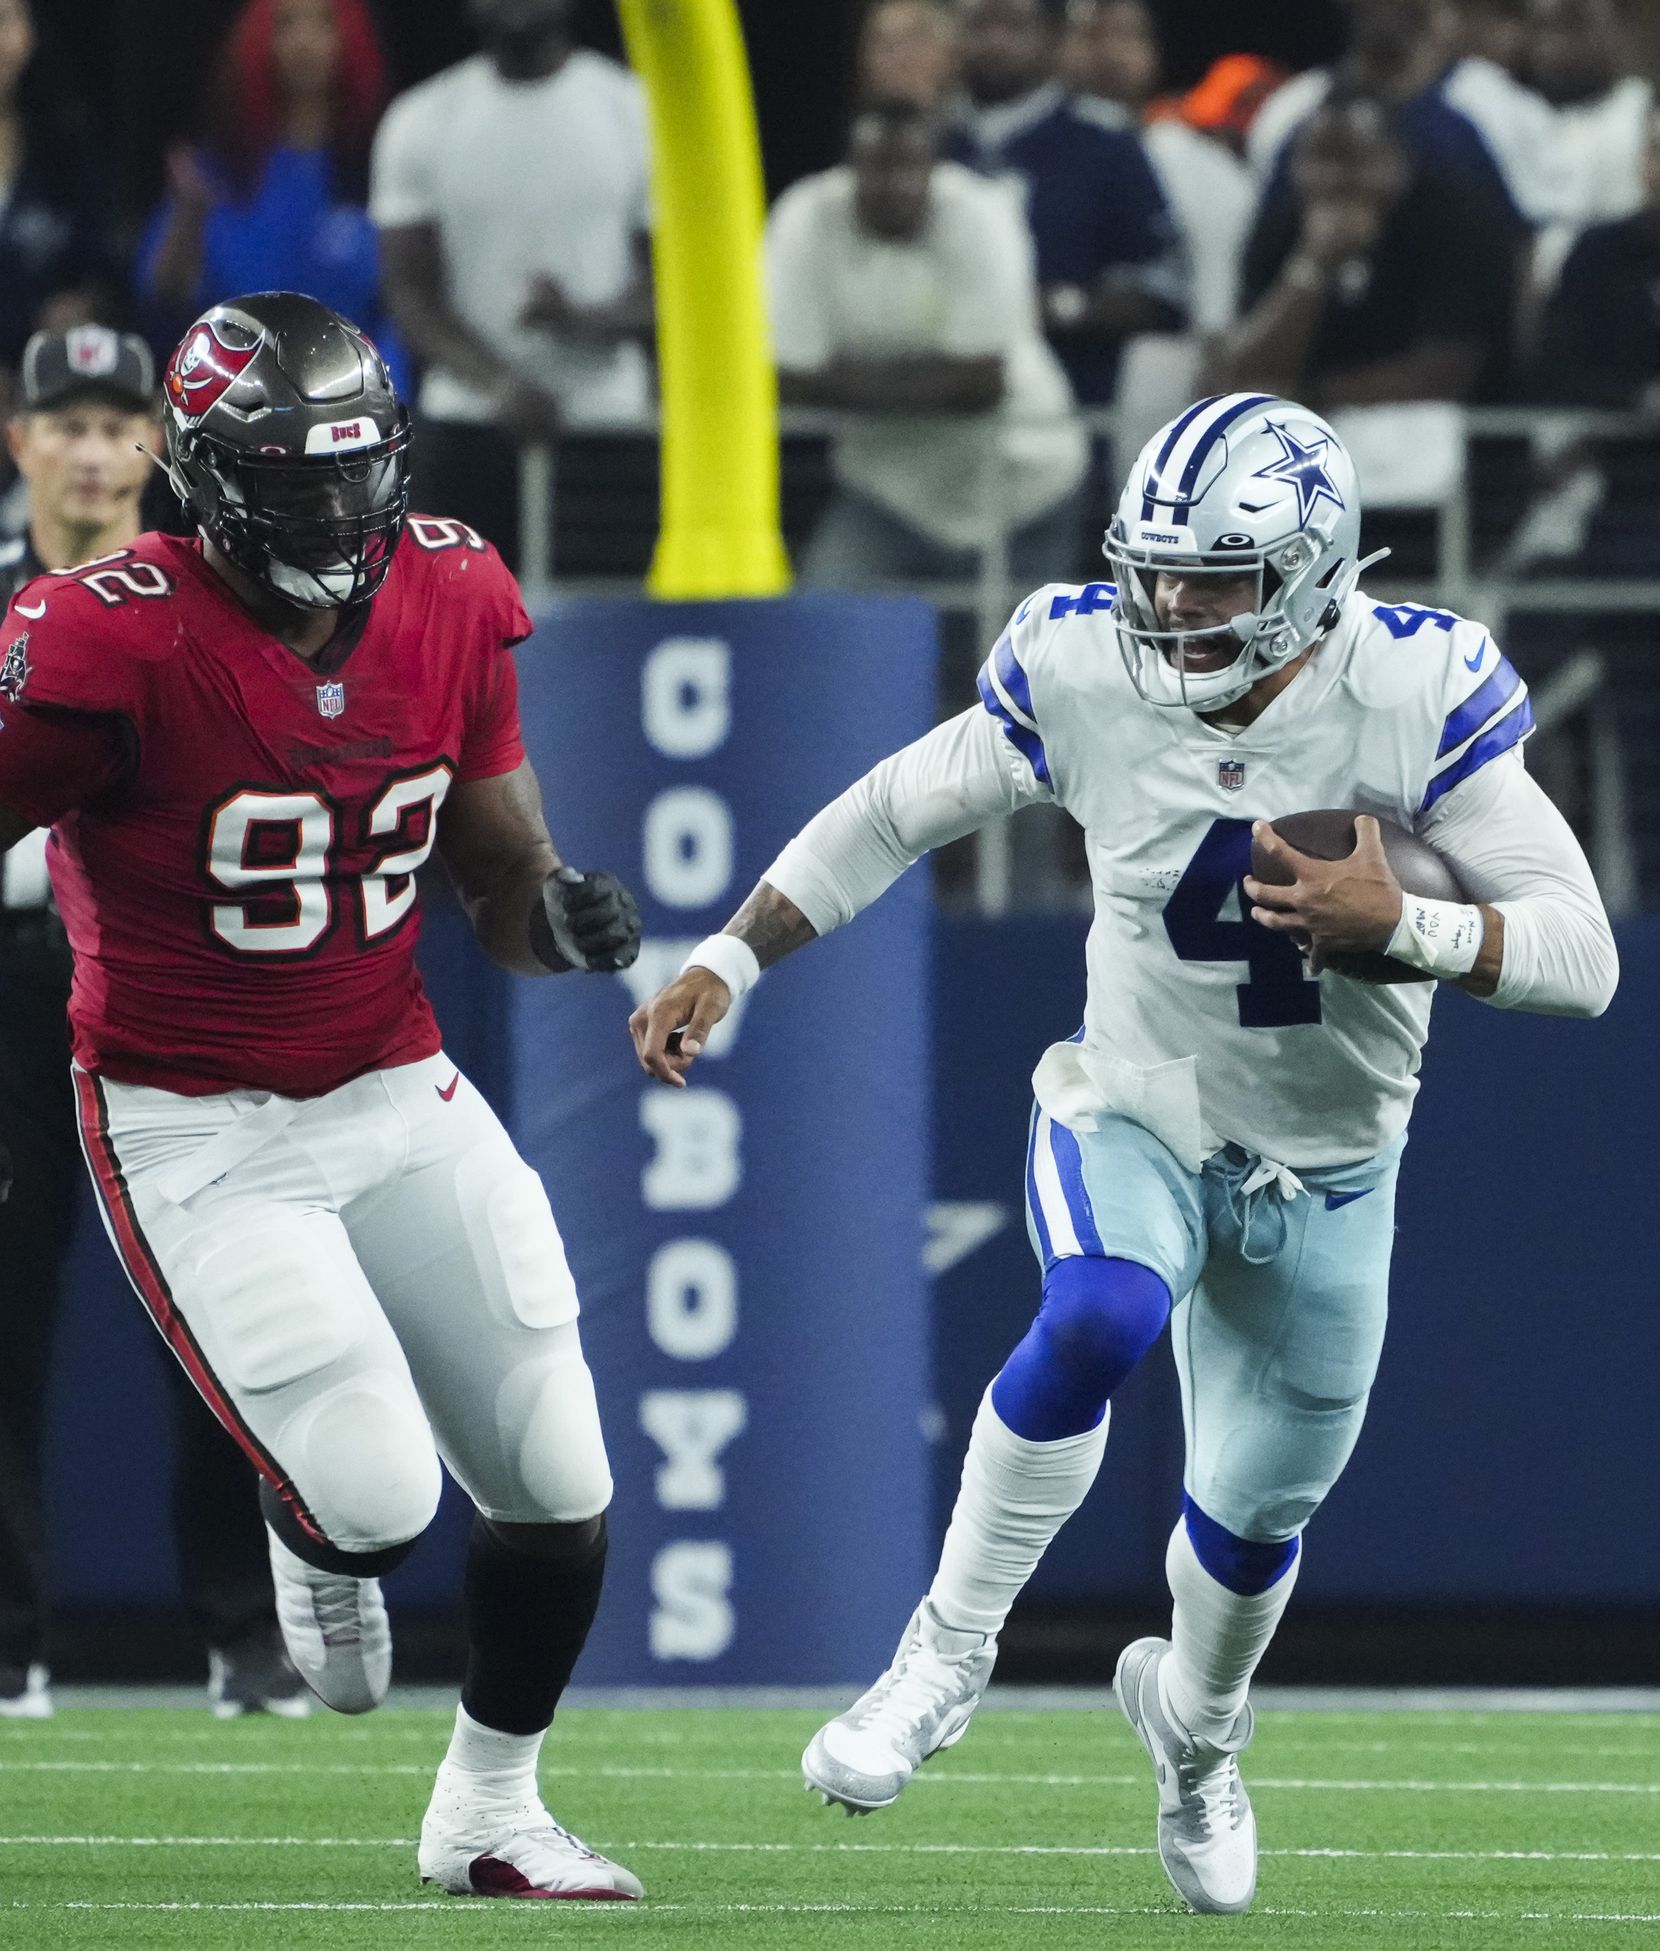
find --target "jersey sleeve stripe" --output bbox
[978,669,1052,785]
[989,629,1038,728]
[1420,694,1535,811]
[978,632,1051,784]
[1436,653,1524,759]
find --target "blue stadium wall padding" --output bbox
[500,595,937,1683]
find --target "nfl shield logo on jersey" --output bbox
[1217,757,1246,793]
[315,680,346,719]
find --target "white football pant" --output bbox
[73,1053,612,1555]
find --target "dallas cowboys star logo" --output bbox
[1253,422,1346,524]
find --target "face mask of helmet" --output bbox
[178,422,413,610]
[1111,556,1271,711]
[1102,522,1373,713]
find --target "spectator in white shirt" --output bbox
[1061,0,1256,335]
[370,0,652,569]
[768,99,1088,590]
[1527,0,1656,284]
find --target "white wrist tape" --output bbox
[1385,896,1484,978]
[682,933,761,999]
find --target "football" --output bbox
[1252,809,1467,985]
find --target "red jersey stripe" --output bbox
[71,1069,327,1546]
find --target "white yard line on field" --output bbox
[5,1900,1659,1923]
[2,1835,1660,1865]
[4,1758,1657,1792]
[28,1684,1660,1715]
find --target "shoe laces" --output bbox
[305,1574,369,1649]
[1176,1747,1247,1839]
[858,1641,977,1742]
[519,1813,605,1865]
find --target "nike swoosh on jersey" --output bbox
[1463,641,1486,670]
[15,600,45,619]
[1324,1189,1374,1210]
[436,1074,460,1102]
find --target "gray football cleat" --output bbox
[802,1599,997,1813]
[1114,1635,1257,1914]
[266,1526,391,1716]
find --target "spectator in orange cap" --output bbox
[1149,56,1293,158]
[1062,0,1256,334]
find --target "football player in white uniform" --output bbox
[630,394,1618,1916]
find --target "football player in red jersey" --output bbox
[0,292,646,1902]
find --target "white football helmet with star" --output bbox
[1102,393,1386,712]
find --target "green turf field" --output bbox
[3,1702,1658,1947]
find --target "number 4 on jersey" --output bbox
[1163,818,1322,1028]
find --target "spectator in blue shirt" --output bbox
[943,0,1186,405]
[138,0,407,392]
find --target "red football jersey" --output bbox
[0,518,530,1096]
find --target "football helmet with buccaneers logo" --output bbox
[162,292,412,609]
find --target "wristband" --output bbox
[682,932,761,999]
[1385,896,1484,978]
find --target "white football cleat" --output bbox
[802,1599,997,1813]
[266,1526,391,1715]
[1114,1635,1257,1915]
[0,1664,52,1720]
[419,1769,643,1901]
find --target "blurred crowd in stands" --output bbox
[3,0,1660,590]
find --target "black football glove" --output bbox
[536,866,642,973]
[0,1139,11,1205]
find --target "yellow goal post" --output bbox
[617,0,792,599]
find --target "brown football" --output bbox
[1251,809,1467,985]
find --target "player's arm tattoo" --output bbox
[1454,905,1504,1000]
[726,879,818,970]
[0,803,36,852]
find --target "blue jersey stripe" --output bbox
[1421,695,1534,811]
[977,663,1051,785]
[991,629,1036,723]
[1047,1118,1105,1258]
[1437,654,1523,759]
[1170,392,1275,507]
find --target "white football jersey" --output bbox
[975,582,1532,1169]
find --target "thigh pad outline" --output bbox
[184,1219,365,1394]
[457,1153,581,1333]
